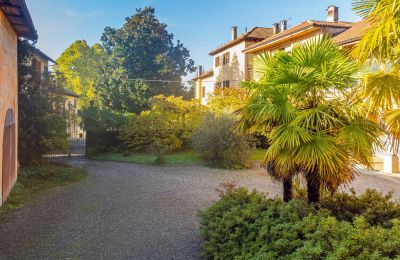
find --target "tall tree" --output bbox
[98,7,195,113]
[54,40,105,108]
[18,40,68,166]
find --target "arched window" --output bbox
[2,108,16,203]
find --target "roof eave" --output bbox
[243,25,318,54]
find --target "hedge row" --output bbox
[199,187,400,259]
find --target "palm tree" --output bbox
[241,36,382,203]
[352,0,400,67]
[239,78,297,202]
[352,0,400,155]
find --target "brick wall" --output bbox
[0,10,18,204]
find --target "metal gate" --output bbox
[45,129,86,158]
[68,130,86,157]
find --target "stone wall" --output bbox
[0,10,18,204]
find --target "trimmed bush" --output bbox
[192,114,251,169]
[199,187,400,259]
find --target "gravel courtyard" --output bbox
[0,160,399,259]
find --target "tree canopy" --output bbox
[55,40,105,108]
[97,7,195,113]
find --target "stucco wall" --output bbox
[195,75,214,105]
[212,41,247,87]
[0,10,18,204]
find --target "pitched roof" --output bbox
[28,44,57,64]
[0,0,37,40]
[209,27,273,55]
[192,69,213,81]
[244,20,353,53]
[333,20,369,46]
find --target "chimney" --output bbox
[326,5,339,22]
[198,65,203,76]
[273,23,280,34]
[280,20,287,32]
[231,26,238,40]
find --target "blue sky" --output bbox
[26,0,360,77]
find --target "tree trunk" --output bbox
[306,174,321,204]
[283,177,293,202]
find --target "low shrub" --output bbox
[199,187,400,259]
[192,114,251,169]
[321,188,400,227]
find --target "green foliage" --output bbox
[240,36,382,203]
[54,40,105,108]
[90,151,203,165]
[199,187,400,259]
[207,87,249,115]
[120,95,205,154]
[352,0,400,67]
[18,40,69,167]
[79,105,133,132]
[192,114,251,169]
[321,188,400,227]
[97,7,195,113]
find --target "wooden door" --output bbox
[2,109,15,203]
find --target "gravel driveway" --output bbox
[0,160,399,259]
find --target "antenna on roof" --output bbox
[245,27,248,33]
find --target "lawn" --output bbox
[90,151,204,165]
[251,149,267,161]
[0,163,87,217]
[91,149,267,166]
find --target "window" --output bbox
[31,59,42,82]
[215,56,221,67]
[202,87,206,98]
[214,82,222,88]
[223,80,230,88]
[222,52,230,65]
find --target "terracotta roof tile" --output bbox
[244,20,353,53]
[333,20,369,45]
[209,27,273,55]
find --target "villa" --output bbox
[0,0,37,205]
[194,6,369,104]
[194,26,274,105]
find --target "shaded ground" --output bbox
[0,160,399,259]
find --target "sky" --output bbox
[26,0,360,78]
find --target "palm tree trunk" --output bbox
[283,177,293,202]
[306,174,321,204]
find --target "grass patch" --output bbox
[90,151,204,165]
[251,149,267,161]
[0,163,87,217]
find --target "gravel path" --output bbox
[0,160,399,259]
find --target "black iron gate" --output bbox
[68,130,86,157]
[46,130,86,158]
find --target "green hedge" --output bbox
[199,187,400,259]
